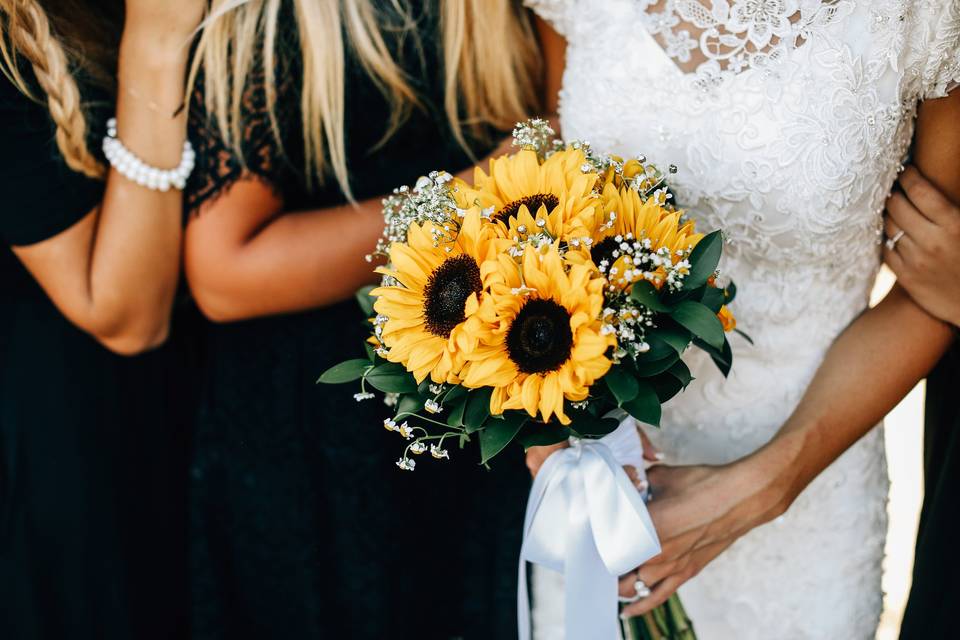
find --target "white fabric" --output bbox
[524,1,960,638]
[518,417,658,640]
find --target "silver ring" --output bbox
[618,578,651,604]
[885,230,905,251]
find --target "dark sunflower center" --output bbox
[422,254,483,338]
[506,298,574,374]
[495,193,559,225]
[590,236,619,270]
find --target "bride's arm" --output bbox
[621,89,960,615]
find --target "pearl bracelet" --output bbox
[102,118,195,191]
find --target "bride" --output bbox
[523,0,960,637]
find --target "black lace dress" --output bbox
[185,5,529,639]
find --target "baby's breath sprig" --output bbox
[511,118,557,158]
[367,171,463,262]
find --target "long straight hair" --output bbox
[190,0,543,198]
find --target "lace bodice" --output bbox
[533,0,958,362]
[525,1,959,638]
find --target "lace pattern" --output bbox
[524,0,959,637]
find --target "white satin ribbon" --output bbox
[517,416,661,640]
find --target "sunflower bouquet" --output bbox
[320,119,738,470]
[319,119,739,639]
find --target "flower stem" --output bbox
[620,594,696,640]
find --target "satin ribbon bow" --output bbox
[517,417,661,640]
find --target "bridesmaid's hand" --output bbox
[884,166,960,327]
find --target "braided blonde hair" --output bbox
[1,0,105,178]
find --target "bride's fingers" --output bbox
[620,573,686,618]
[636,427,662,462]
[623,465,649,493]
[634,559,679,588]
[524,442,568,477]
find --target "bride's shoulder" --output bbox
[522,0,577,36]
[899,0,960,100]
[523,0,636,40]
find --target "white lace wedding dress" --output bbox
[524,1,960,638]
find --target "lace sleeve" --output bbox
[185,62,298,214]
[523,0,577,38]
[909,1,960,101]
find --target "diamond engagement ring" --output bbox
[618,578,652,603]
[885,230,905,251]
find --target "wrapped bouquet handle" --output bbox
[518,417,661,639]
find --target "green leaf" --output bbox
[667,360,693,388]
[633,352,680,377]
[648,325,691,355]
[516,423,573,450]
[355,285,377,317]
[479,412,527,464]
[442,385,468,405]
[463,388,493,433]
[700,285,725,313]
[364,363,419,393]
[693,336,732,378]
[650,372,684,404]
[683,230,723,291]
[671,301,725,349]
[396,394,424,417]
[317,359,371,384]
[623,380,662,426]
[630,280,672,312]
[568,413,620,438]
[363,342,376,363]
[446,396,467,427]
[605,365,640,405]
[724,280,738,304]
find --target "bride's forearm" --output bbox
[752,284,953,509]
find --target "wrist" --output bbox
[119,28,193,70]
[735,430,810,519]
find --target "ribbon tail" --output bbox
[565,465,622,640]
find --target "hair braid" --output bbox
[2,0,105,178]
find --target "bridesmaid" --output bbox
[878,96,960,637]
[183,1,542,638]
[0,1,202,638]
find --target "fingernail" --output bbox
[619,613,629,621]
[654,452,665,461]
[635,479,649,492]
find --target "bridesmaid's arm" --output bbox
[183,178,385,322]
[620,90,960,615]
[12,4,204,354]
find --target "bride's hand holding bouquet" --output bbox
[321,119,741,639]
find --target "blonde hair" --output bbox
[192,0,542,198]
[0,0,107,178]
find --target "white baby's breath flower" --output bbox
[354,392,375,402]
[396,457,416,471]
[430,445,450,460]
[410,441,427,455]
[424,399,442,414]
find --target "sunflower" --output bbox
[457,147,600,247]
[372,208,506,384]
[573,182,702,291]
[459,245,615,424]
